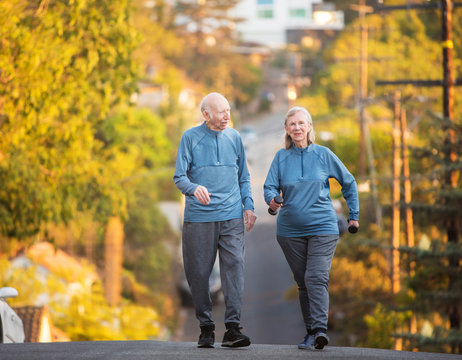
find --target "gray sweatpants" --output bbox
[277,234,339,333]
[182,218,245,327]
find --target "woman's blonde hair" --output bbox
[284,106,315,149]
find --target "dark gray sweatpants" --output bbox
[277,234,339,334]
[182,218,245,328]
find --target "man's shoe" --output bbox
[314,331,329,350]
[298,334,315,350]
[198,327,215,348]
[221,326,251,347]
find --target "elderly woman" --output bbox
[264,106,359,350]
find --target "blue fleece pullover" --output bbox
[264,143,359,237]
[174,122,254,222]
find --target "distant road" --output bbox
[1,340,460,360]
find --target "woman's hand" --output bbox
[269,196,283,212]
[348,219,359,228]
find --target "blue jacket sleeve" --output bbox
[263,151,281,205]
[237,137,254,211]
[173,133,198,196]
[325,149,359,221]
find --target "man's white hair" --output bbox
[200,92,226,114]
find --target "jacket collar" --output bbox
[291,143,314,153]
[201,121,223,136]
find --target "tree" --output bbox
[96,106,178,302]
[397,113,462,353]
[172,0,262,111]
[0,0,139,241]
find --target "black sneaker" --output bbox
[221,326,251,347]
[314,331,329,350]
[198,326,215,348]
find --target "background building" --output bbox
[231,0,344,47]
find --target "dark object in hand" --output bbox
[348,225,358,233]
[268,196,283,215]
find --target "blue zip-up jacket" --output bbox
[174,122,254,222]
[264,143,359,237]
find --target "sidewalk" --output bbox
[1,340,460,360]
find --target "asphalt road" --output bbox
[1,340,460,360]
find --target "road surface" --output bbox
[1,340,461,360]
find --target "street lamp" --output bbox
[287,85,297,106]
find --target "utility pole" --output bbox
[392,91,401,296]
[441,0,460,343]
[351,0,383,229]
[400,105,417,350]
[359,0,368,178]
[399,108,415,272]
[104,216,124,306]
[351,0,374,178]
[392,91,403,351]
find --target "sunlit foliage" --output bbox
[0,0,139,239]
[0,254,163,340]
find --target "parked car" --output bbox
[0,287,25,343]
[239,125,258,150]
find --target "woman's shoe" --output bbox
[314,331,329,350]
[298,334,315,350]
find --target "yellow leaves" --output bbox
[10,127,26,147]
[364,303,412,349]
[0,252,165,341]
[331,254,391,297]
[87,49,99,70]
[120,303,161,340]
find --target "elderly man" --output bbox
[174,92,257,348]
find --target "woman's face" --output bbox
[285,110,311,147]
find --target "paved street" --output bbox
[1,340,461,360]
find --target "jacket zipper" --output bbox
[215,134,220,163]
[301,150,304,178]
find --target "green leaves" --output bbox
[0,0,139,239]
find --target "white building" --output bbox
[231,0,344,47]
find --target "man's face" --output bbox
[204,95,230,131]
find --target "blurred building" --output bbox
[231,0,344,47]
[14,306,70,343]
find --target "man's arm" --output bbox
[173,134,198,196]
[174,133,212,205]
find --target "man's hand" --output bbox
[193,185,211,205]
[244,209,257,232]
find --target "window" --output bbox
[257,0,273,18]
[257,9,273,18]
[289,8,306,18]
